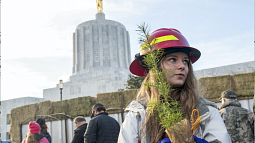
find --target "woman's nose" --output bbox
[177,61,185,70]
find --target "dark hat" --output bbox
[220,90,237,100]
[91,103,105,118]
[36,118,45,126]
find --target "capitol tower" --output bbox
[43,10,131,101]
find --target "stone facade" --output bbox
[72,13,131,74]
[43,13,131,101]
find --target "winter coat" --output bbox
[118,96,231,143]
[84,112,120,143]
[71,123,87,143]
[22,136,49,143]
[39,129,52,143]
[219,100,254,143]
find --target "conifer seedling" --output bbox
[136,23,195,142]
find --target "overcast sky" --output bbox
[1,0,254,100]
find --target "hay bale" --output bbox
[9,124,20,143]
[123,89,139,107]
[36,100,53,122]
[10,107,23,143]
[19,103,38,124]
[199,75,231,102]
[10,103,38,143]
[10,106,22,125]
[67,96,96,117]
[97,91,122,114]
[52,100,68,120]
[91,97,97,105]
[10,97,96,142]
[96,89,139,114]
[233,72,254,99]
[67,98,79,117]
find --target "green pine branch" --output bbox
[137,23,184,129]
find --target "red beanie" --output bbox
[29,122,40,134]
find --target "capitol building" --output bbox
[43,12,131,101]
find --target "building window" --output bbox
[7,114,10,124]
[6,132,10,140]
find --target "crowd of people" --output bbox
[22,27,254,143]
[21,118,51,143]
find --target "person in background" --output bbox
[21,122,49,143]
[36,118,52,143]
[218,90,254,143]
[84,103,120,143]
[71,116,87,143]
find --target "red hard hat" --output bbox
[129,28,201,77]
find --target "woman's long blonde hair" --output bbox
[26,133,40,143]
[136,61,199,143]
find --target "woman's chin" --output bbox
[171,82,185,88]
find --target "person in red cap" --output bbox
[21,122,49,143]
[118,28,231,143]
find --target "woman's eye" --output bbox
[169,58,175,62]
[183,60,189,64]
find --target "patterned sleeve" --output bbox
[248,113,254,134]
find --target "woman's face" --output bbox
[160,52,189,87]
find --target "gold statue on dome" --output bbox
[96,0,103,13]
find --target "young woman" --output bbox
[118,28,231,143]
[36,118,52,143]
[22,122,49,143]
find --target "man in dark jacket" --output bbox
[84,103,120,143]
[71,116,87,143]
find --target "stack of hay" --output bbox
[97,89,138,114]
[199,72,253,102]
[9,96,96,143]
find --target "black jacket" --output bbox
[39,129,52,143]
[71,123,88,143]
[84,112,120,143]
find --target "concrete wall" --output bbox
[0,97,45,140]
[194,61,254,79]
[44,68,130,101]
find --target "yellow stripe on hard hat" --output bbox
[139,35,179,52]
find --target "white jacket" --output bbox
[118,97,231,143]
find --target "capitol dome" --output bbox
[72,13,131,75]
[43,12,131,100]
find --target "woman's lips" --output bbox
[175,74,184,77]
